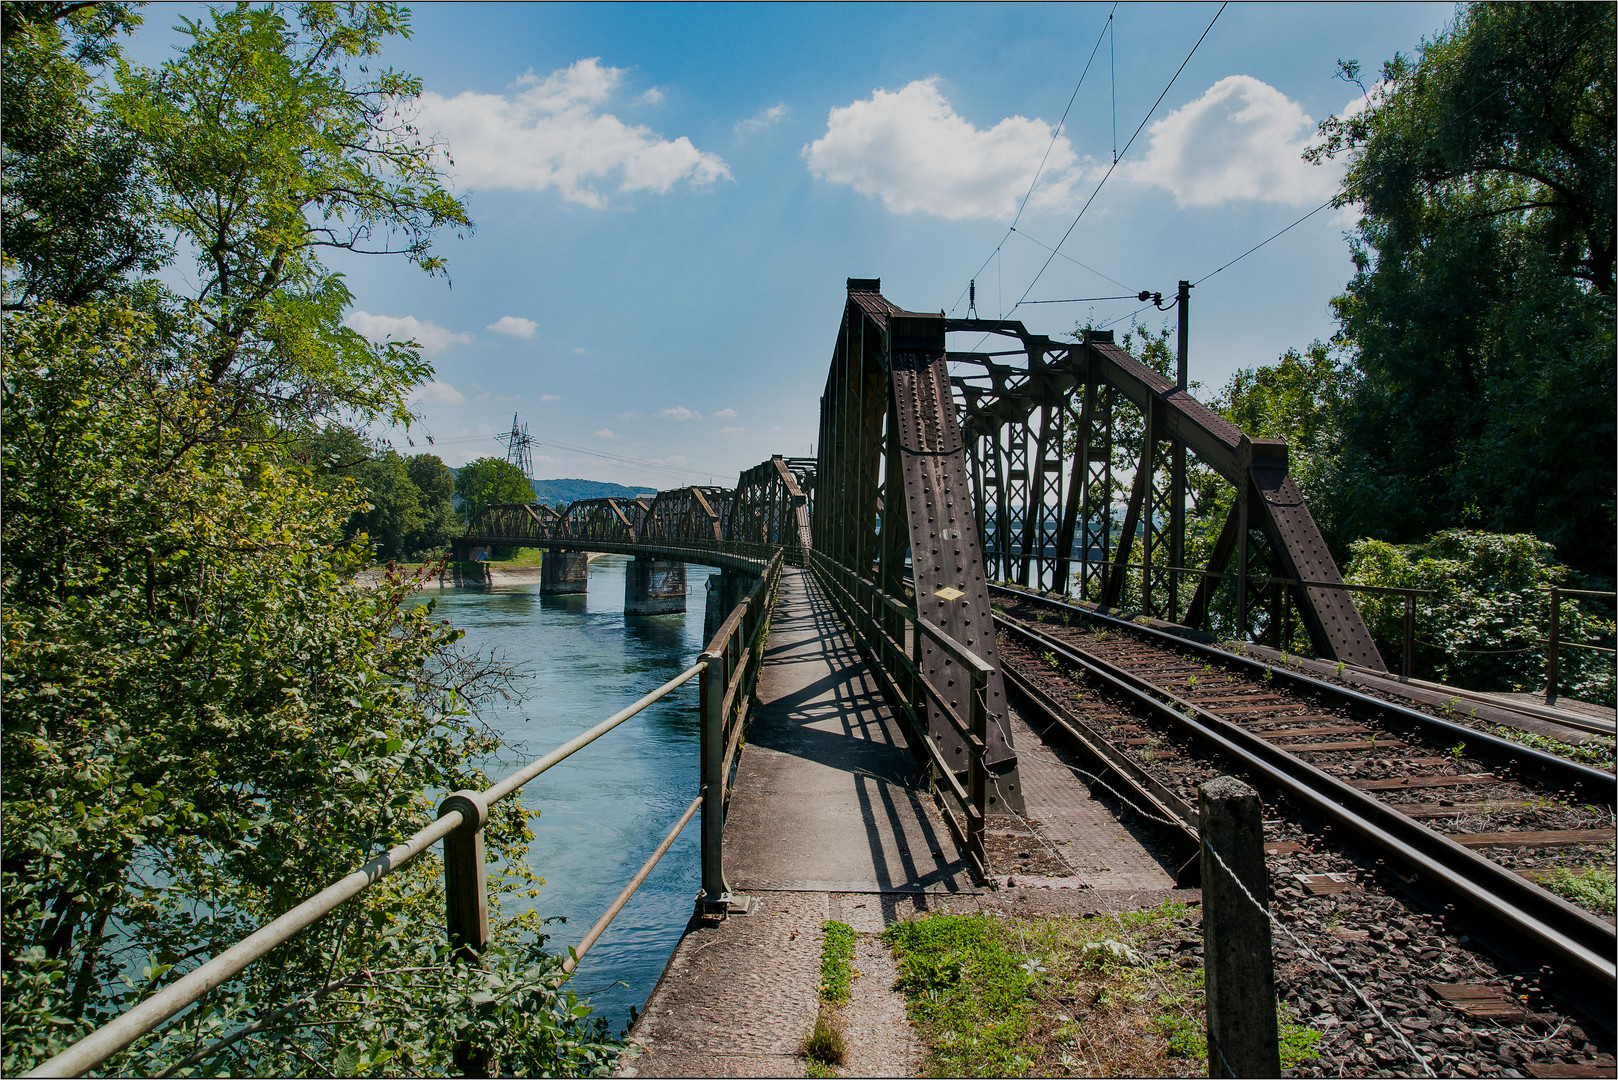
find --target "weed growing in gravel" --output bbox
[1541,864,1617,916]
[1042,650,1060,668]
[802,1011,846,1069]
[1488,726,1616,769]
[819,920,857,1005]
[1334,660,1347,677]
[882,903,1238,1077]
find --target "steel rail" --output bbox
[989,583,1615,805]
[994,611,1617,1029]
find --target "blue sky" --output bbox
[136,2,1458,488]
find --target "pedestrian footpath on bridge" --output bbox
[617,567,1190,1077]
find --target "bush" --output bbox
[1345,531,1614,704]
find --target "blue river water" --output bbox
[416,555,718,1034]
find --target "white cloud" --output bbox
[735,103,789,137]
[617,410,642,421]
[487,315,538,338]
[1119,76,1342,207]
[412,379,465,404]
[573,346,589,354]
[345,311,472,354]
[711,407,737,419]
[595,428,616,439]
[660,406,700,420]
[722,425,745,435]
[540,394,561,402]
[417,58,730,208]
[641,87,664,105]
[804,79,1079,221]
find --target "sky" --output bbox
[132,2,1459,489]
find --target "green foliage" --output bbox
[1280,1022,1323,1067]
[819,920,856,1006]
[456,456,535,524]
[303,428,458,561]
[0,303,591,1074]
[883,914,1039,1076]
[1488,725,1616,768]
[1539,865,1617,917]
[1,2,162,309]
[1313,3,1616,579]
[803,1011,847,1068]
[406,452,461,555]
[0,5,607,1075]
[1346,530,1615,704]
[1211,340,1356,534]
[107,2,470,426]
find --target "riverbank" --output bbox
[355,552,613,589]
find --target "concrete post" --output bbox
[625,556,687,616]
[540,549,589,595]
[1199,776,1280,1078]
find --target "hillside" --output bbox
[530,478,659,507]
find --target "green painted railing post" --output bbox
[697,650,731,912]
[437,790,491,1076]
[967,671,988,875]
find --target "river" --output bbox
[417,554,718,1034]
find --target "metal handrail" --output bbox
[807,550,989,877]
[29,544,788,1079]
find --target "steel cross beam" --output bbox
[943,316,1385,671]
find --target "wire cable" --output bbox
[1006,2,1227,318]
[948,6,1116,315]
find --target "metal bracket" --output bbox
[696,891,755,916]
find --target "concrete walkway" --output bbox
[617,567,1190,1078]
[619,567,963,1077]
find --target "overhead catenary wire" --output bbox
[949,5,1117,316]
[1005,2,1227,319]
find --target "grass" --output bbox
[1489,725,1616,769]
[1541,864,1617,916]
[819,920,857,1005]
[803,1011,846,1070]
[880,902,1320,1077]
[803,920,857,1074]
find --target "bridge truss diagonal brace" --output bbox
[887,315,1021,798]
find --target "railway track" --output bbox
[984,583,1616,1034]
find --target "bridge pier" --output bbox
[540,549,589,595]
[625,556,686,616]
[703,570,755,640]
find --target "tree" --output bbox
[455,457,533,525]
[1310,2,1616,581]
[406,453,460,556]
[2,5,614,1074]
[109,2,472,427]
[1211,341,1358,549]
[0,2,161,309]
[1346,530,1614,704]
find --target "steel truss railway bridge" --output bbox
[35,277,1615,1078]
[459,277,1386,807]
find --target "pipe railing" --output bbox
[1005,554,1617,690]
[28,547,786,1079]
[807,550,990,879]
